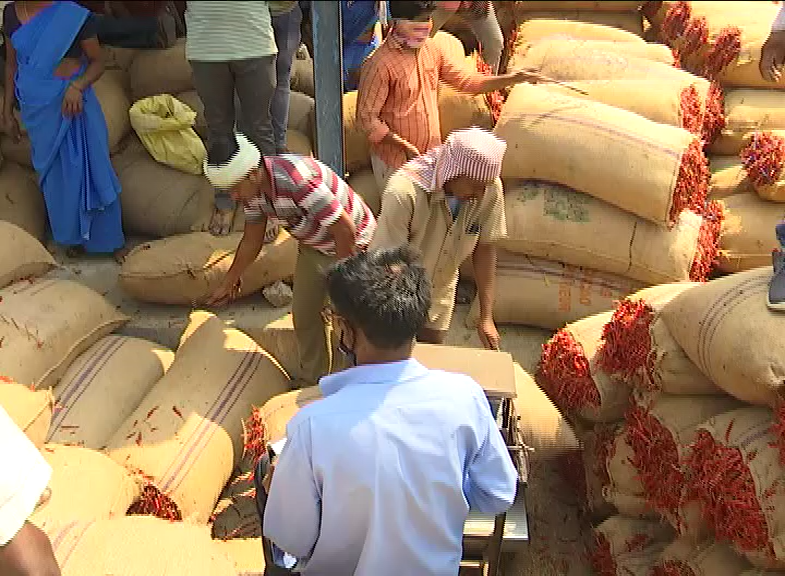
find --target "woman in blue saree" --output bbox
[2,0,126,261]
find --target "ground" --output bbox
[50,246,594,576]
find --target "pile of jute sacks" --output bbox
[518,2,785,574]
[0,218,577,574]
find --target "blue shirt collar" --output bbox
[319,358,430,397]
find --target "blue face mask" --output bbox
[447,196,461,220]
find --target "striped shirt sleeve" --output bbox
[437,43,487,95]
[285,159,345,230]
[357,53,392,144]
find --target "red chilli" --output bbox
[689,200,723,283]
[661,1,692,45]
[588,533,616,576]
[769,403,785,465]
[653,560,696,576]
[703,26,742,80]
[127,484,182,522]
[741,131,785,188]
[537,330,600,416]
[172,405,184,419]
[145,405,159,420]
[598,299,655,384]
[670,138,709,227]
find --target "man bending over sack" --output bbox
[356,0,543,189]
[759,2,785,310]
[371,127,507,350]
[0,406,60,576]
[254,246,517,575]
[203,133,377,386]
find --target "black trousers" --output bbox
[254,453,296,576]
[93,14,159,49]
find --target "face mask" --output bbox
[392,19,432,49]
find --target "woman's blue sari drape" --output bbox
[11,0,123,253]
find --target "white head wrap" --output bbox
[203,133,261,190]
[400,127,507,191]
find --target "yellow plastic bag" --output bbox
[129,94,206,176]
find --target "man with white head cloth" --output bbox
[370,126,507,349]
[203,133,377,385]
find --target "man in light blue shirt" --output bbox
[258,245,517,575]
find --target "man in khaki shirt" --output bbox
[370,127,506,349]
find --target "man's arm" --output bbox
[761,3,785,82]
[464,392,518,516]
[205,218,268,306]
[263,423,320,561]
[368,177,414,251]
[438,44,538,95]
[0,523,61,576]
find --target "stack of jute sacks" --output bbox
[643,1,785,275]
[537,264,785,576]
[0,221,308,574]
[459,3,724,333]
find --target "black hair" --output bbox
[390,0,436,21]
[326,246,431,350]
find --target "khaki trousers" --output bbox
[292,245,335,385]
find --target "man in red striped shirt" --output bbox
[204,133,377,385]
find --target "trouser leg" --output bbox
[467,4,504,74]
[233,56,277,157]
[291,245,333,385]
[271,4,303,152]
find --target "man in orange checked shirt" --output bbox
[356,0,540,190]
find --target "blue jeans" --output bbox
[272,3,303,153]
[777,221,785,249]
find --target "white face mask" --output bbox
[392,19,433,48]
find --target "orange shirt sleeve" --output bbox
[357,53,392,145]
[437,43,487,95]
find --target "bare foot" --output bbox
[209,206,235,236]
[114,246,130,264]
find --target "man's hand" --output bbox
[761,30,785,82]
[205,277,242,307]
[511,68,549,85]
[1,110,21,143]
[384,132,420,160]
[477,317,501,351]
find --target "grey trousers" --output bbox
[190,57,277,160]
[431,3,504,74]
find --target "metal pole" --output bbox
[311,1,345,175]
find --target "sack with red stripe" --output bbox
[590,515,674,576]
[49,335,174,450]
[106,311,290,523]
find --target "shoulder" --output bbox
[363,40,394,71]
[3,2,18,28]
[384,172,420,201]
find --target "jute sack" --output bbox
[129,38,193,101]
[590,516,675,576]
[112,136,213,237]
[513,362,580,460]
[49,335,174,450]
[496,85,708,226]
[511,17,645,46]
[0,278,128,389]
[711,90,785,156]
[661,267,785,407]
[0,221,56,289]
[515,2,644,13]
[287,91,316,141]
[291,55,315,98]
[176,90,207,139]
[499,181,721,285]
[30,444,140,531]
[740,131,785,203]
[517,11,645,36]
[625,394,742,540]
[47,516,237,576]
[0,162,46,241]
[349,169,381,216]
[540,79,721,142]
[287,129,313,157]
[538,310,630,422]
[684,407,785,569]
[510,37,675,72]
[579,424,617,518]
[602,424,653,519]
[119,229,298,305]
[213,538,265,574]
[106,311,291,523]
[654,538,752,576]
[212,386,322,541]
[710,156,755,199]
[343,91,371,173]
[102,45,138,72]
[0,381,53,449]
[467,250,643,330]
[93,69,132,153]
[719,193,784,273]
[598,283,719,396]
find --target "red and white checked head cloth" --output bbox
[401,127,507,191]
